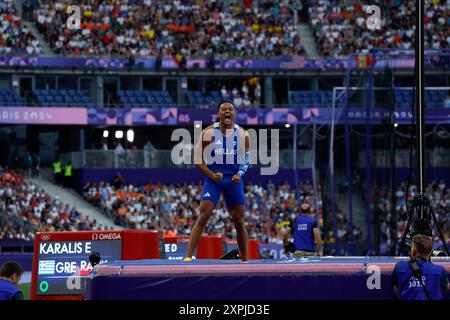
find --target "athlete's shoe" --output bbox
[183,257,192,262]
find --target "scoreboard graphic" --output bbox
[163,236,194,260]
[31,230,160,300]
[36,239,122,295]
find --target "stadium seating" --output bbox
[0,89,23,106]
[393,89,447,108]
[118,90,174,108]
[289,89,448,108]
[289,91,333,108]
[33,89,93,107]
[184,90,222,107]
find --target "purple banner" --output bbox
[1,107,449,125]
[0,55,306,70]
[0,107,87,124]
[1,55,448,70]
[87,108,178,125]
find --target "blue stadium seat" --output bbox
[134,90,144,97]
[156,97,164,104]
[197,96,205,104]
[188,97,196,104]
[138,96,147,104]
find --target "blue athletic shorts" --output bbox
[200,174,245,208]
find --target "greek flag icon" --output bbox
[39,260,55,275]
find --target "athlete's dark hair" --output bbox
[218,100,235,110]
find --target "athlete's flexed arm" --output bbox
[194,125,223,182]
[232,128,250,184]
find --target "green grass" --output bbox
[18,283,31,300]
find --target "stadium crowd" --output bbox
[0,168,107,241]
[0,1,41,56]
[82,177,332,244]
[374,180,450,255]
[3,0,450,59]
[33,0,305,58]
[309,0,449,57]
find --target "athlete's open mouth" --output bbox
[224,114,231,120]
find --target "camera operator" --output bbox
[392,234,449,300]
[283,202,323,257]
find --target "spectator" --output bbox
[0,170,97,240]
[113,172,124,190]
[114,142,125,167]
[31,153,40,177]
[242,81,249,98]
[0,261,24,300]
[23,152,32,178]
[221,85,228,99]
[254,81,261,107]
[143,140,156,167]
[309,1,449,57]
[83,179,324,244]
[233,93,243,108]
[0,1,41,56]
[444,96,450,108]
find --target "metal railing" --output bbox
[60,149,313,169]
[357,149,450,168]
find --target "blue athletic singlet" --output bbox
[207,122,240,175]
[201,122,245,207]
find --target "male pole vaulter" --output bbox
[184,100,250,262]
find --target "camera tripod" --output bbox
[397,193,450,256]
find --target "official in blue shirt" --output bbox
[0,261,24,300]
[284,202,323,257]
[392,234,449,300]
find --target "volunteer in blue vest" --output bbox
[392,234,449,300]
[284,202,323,257]
[0,261,24,300]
